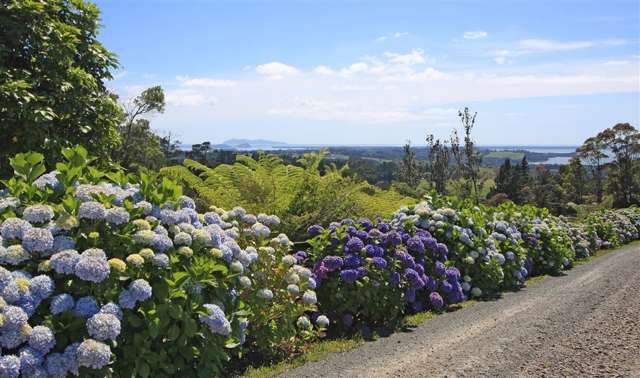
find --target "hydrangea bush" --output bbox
[0,147,323,377]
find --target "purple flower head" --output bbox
[394,250,415,269]
[436,243,449,257]
[434,261,446,276]
[367,228,383,239]
[414,264,425,276]
[307,225,324,237]
[416,230,432,239]
[345,237,364,253]
[406,237,425,254]
[404,268,425,289]
[441,280,453,293]
[405,288,416,303]
[425,276,438,292]
[358,218,374,230]
[445,267,461,282]
[341,218,355,226]
[340,269,359,284]
[355,230,369,240]
[429,292,444,310]
[322,256,344,271]
[372,257,387,269]
[356,266,367,278]
[424,237,439,252]
[390,271,401,285]
[343,254,362,268]
[294,251,307,264]
[383,231,402,247]
[378,223,391,233]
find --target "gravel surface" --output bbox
[282,243,640,378]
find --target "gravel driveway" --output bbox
[282,243,640,377]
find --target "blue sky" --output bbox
[98,0,640,145]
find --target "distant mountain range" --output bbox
[221,139,287,147]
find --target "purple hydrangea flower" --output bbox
[372,257,387,269]
[322,256,343,271]
[307,225,324,237]
[429,292,444,310]
[340,269,359,284]
[343,254,362,268]
[406,237,425,254]
[345,237,364,253]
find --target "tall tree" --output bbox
[116,86,166,167]
[562,156,586,204]
[399,141,421,187]
[598,123,640,207]
[0,0,122,174]
[576,136,608,203]
[458,107,482,203]
[426,134,450,194]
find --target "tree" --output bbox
[561,156,586,204]
[160,131,182,163]
[426,134,450,194]
[399,141,421,187]
[598,123,640,207]
[0,0,122,174]
[115,86,166,167]
[576,136,608,203]
[495,159,513,196]
[458,107,483,203]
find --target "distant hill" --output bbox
[222,139,287,147]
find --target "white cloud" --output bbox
[255,62,300,79]
[383,49,426,65]
[176,75,237,87]
[518,39,594,52]
[314,65,335,75]
[375,31,409,42]
[463,31,488,40]
[165,89,217,107]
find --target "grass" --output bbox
[240,241,639,377]
[239,338,364,378]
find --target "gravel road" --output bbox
[282,243,640,378]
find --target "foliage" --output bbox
[0,146,324,377]
[0,0,123,174]
[160,151,415,240]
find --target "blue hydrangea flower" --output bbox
[204,212,222,225]
[19,346,45,373]
[316,315,330,328]
[74,296,99,317]
[406,237,425,254]
[74,253,110,283]
[174,232,192,246]
[302,290,317,305]
[23,205,54,224]
[343,254,362,268]
[118,290,136,309]
[50,294,75,315]
[0,266,12,290]
[2,305,28,329]
[251,223,271,238]
[134,201,153,215]
[0,355,21,378]
[86,313,121,341]
[429,292,444,310]
[52,236,75,252]
[322,256,343,271]
[178,195,196,209]
[99,303,123,320]
[345,237,364,253]
[77,201,106,221]
[0,329,28,349]
[151,253,169,268]
[0,197,20,212]
[128,279,152,302]
[340,269,359,284]
[62,343,80,376]
[152,234,173,253]
[29,275,54,300]
[0,218,32,240]
[199,304,232,336]
[256,288,273,300]
[106,207,130,225]
[372,256,387,269]
[50,250,80,274]
[28,326,56,354]
[0,245,30,265]
[45,353,67,378]
[76,339,111,369]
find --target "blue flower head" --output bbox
[29,275,54,300]
[74,296,99,318]
[19,346,45,373]
[77,201,106,221]
[50,250,80,274]
[86,313,121,341]
[76,339,111,369]
[106,207,130,225]
[0,355,21,378]
[99,302,123,320]
[199,304,232,336]
[74,253,110,283]
[22,227,54,253]
[118,290,137,309]
[50,294,75,315]
[128,279,152,302]
[23,205,54,224]
[28,326,56,354]
[0,218,32,240]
